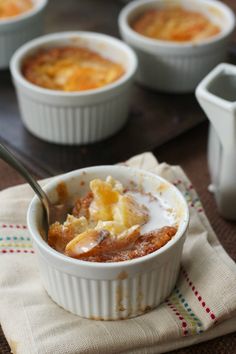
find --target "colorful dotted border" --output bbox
[0,236,31,241]
[166,286,203,336]
[0,224,27,229]
[174,288,203,334]
[1,249,34,254]
[173,180,203,213]
[0,235,33,255]
[182,268,217,323]
[166,299,189,336]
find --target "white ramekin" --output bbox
[119,0,235,93]
[27,165,189,320]
[0,0,47,69]
[10,32,137,145]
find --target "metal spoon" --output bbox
[0,143,69,241]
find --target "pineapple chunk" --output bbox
[49,176,151,259]
[89,178,120,221]
[90,178,119,204]
[64,215,88,234]
[117,224,141,241]
[65,229,109,258]
[106,176,124,193]
[115,225,141,250]
[95,220,126,236]
[48,215,88,252]
[113,194,149,228]
[89,200,112,221]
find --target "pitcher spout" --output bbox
[196,63,236,149]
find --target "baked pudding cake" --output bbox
[48,176,178,262]
[22,46,125,91]
[0,0,33,19]
[132,6,221,42]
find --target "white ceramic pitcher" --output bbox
[196,63,236,220]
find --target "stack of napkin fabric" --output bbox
[0,152,235,354]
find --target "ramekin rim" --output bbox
[118,0,236,49]
[10,31,138,97]
[0,0,47,25]
[27,165,189,269]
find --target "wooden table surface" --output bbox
[0,0,236,353]
[2,0,236,177]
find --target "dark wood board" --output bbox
[0,68,206,176]
[0,0,235,177]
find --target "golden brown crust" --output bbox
[48,222,75,253]
[72,192,94,219]
[0,0,33,19]
[76,226,177,262]
[56,182,68,203]
[65,229,110,258]
[132,7,220,42]
[22,46,125,91]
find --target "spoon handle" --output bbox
[0,142,50,214]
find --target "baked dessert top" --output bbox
[22,46,125,91]
[131,6,221,42]
[0,0,33,20]
[48,176,178,262]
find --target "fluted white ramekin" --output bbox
[119,0,235,93]
[27,165,189,320]
[0,0,47,69]
[10,32,137,144]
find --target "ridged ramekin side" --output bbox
[132,45,228,93]
[15,87,131,144]
[35,236,184,320]
[10,32,137,144]
[27,165,189,320]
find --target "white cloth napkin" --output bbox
[0,152,235,354]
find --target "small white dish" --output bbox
[119,0,235,93]
[10,31,137,145]
[0,0,47,69]
[27,165,189,320]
